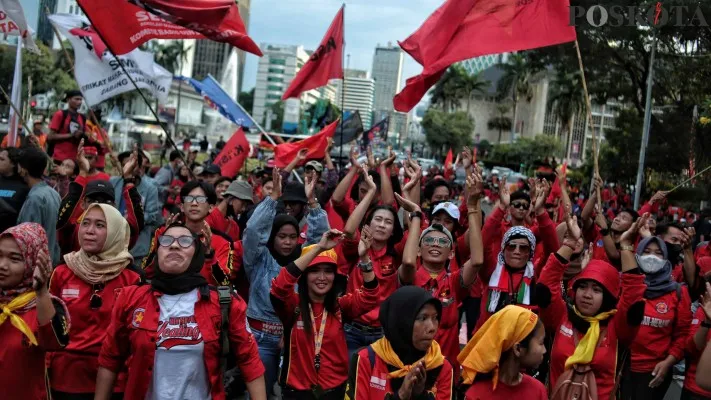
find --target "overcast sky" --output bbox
[241,0,443,91]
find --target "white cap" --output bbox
[431,201,460,220]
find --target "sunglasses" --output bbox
[90,283,104,310]
[183,195,208,204]
[422,236,452,248]
[158,235,196,248]
[511,202,529,210]
[505,243,531,252]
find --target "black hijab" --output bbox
[267,213,301,266]
[380,287,444,395]
[151,223,208,295]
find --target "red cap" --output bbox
[698,257,711,277]
[571,260,620,299]
[83,146,98,155]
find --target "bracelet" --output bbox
[468,209,480,215]
[702,320,711,329]
[620,244,634,252]
[358,260,373,272]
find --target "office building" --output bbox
[371,43,403,114]
[460,53,508,75]
[336,69,375,128]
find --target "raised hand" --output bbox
[566,214,582,241]
[295,148,309,163]
[581,243,594,270]
[499,176,510,207]
[326,137,334,153]
[534,179,547,211]
[76,139,90,172]
[460,146,473,170]
[361,164,377,193]
[381,147,396,168]
[122,151,138,179]
[620,212,650,246]
[304,175,316,204]
[358,225,373,258]
[466,169,483,209]
[403,168,421,193]
[349,146,360,168]
[649,190,669,205]
[593,205,608,229]
[200,221,212,250]
[366,146,376,169]
[32,250,51,293]
[270,167,282,201]
[395,192,421,213]
[319,229,345,250]
[682,227,696,250]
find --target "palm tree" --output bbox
[431,66,489,113]
[487,104,513,144]
[497,53,539,140]
[547,69,585,160]
[151,41,192,74]
[462,72,490,112]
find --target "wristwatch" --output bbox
[409,211,423,221]
[358,260,373,273]
[620,244,634,252]
[702,320,711,329]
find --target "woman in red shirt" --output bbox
[96,223,266,400]
[48,203,142,399]
[164,165,189,216]
[683,262,711,400]
[0,223,70,400]
[270,229,379,399]
[622,236,692,400]
[538,213,647,400]
[457,305,547,400]
[346,286,454,400]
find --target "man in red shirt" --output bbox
[48,90,86,163]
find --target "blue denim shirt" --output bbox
[110,176,162,259]
[242,197,328,323]
[17,181,61,265]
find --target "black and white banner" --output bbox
[48,13,171,106]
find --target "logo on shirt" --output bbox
[655,301,669,314]
[370,375,386,390]
[559,324,573,337]
[380,263,395,276]
[132,308,145,328]
[156,315,203,349]
[61,287,80,299]
[596,239,604,247]
[642,316,672,328]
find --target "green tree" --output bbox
[487,104,512,144]
[239,88,254,114]
[264,101,284,130]
[497,53,541,140]
[487,135,563,168]
[149,41,191,74]
[304,99,341,131]
[422,109,474,156]
[430,65,481,113]
[547,69,585,159]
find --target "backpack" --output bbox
[217,285,248,397]
[549,329,608,400]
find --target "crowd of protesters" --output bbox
[4,91,711,400]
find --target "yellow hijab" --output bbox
[370,337,445,378]
[64,203,134,285]
[457,305,539,389]
[565,306,617,368]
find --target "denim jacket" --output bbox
[242,197,328,324]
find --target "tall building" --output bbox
[371,43,403,114]
[460,53,508,75]
[36,0,83,49]
[192,42,232,81]
[336,69,375,128]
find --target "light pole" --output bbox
[634,33,657,210]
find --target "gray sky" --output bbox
[241,0,443,92]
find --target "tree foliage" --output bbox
[422,109,474,156]
[147,41,191,74]
[239,89,254,114]
[486,135,564,167]
[430,65,488,112]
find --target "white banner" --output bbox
[48,14,172,106]
[0,0,38,53]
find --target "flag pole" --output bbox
[574,39,601,211]
[338,3,346,169]
[174,41,184,137]
[0,84,34,135]
[8,39,22,147]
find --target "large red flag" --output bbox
[393,0,576,112]
[281,7,344,100]
[214,128,251,178]
[77,0,262,56]
[139,0,232,25]
[274,120,339,168]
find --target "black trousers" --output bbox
[462,296,481,339]
[281,384,346,400]
[620,370,672,400]
[52,392,123,400]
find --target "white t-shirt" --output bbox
[146,288,211,400]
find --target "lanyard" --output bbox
[309,304,328,372]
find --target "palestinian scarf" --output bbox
[487,226,536,313]
[565,306,617,368]
[267,213,302,266]
[636,236,679,299]
[151,223,208,295]
[64,204,133,285]
[458,305,539,388]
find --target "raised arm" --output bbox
[378,148,397,206]
[581,175,601,229]
[283,148,308,181]
[342,165,377,238]
[463,169,485,287]
[397,193,423,285]
[242,169,282,269]
[615,214,649,345]
[682,227,698,288]
[619,213,650,273]
[331,147,360,205]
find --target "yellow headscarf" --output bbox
[565,306,617,368]
[457,305,539,389]
[370,337,445,378]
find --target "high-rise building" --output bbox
[192,42,232,81]
[37,0,83,49]
[336,69,375,128]
[371,43,403,114]
[460,53,509,75]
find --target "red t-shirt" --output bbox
[684,307,711,397]
[49,109,85,161]
[465,374,548,399]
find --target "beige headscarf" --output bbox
[64,203,134,284]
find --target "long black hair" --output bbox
[360,204,403,258]
[297,263,339,336]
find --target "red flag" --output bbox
[443,148,454,179]
[274,120,339,168]
[214,128,251,178]
[472,147,478,163]
[393,0,576,112]
[139,0,232,24]
[281,7,344,99]
[77,0,262,56]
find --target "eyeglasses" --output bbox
[158,235,196,248]
[90,283,104,310]
[183,195,208,204]
[511,202,529,210]
[422,236,452,248]
[505,243,531,252]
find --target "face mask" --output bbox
[636,254,667,274]
[665,242,683,265]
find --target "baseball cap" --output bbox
[200,164,221,176]
[419,223,453,246]
[305,160,324,172]
[85,180,115,202]
[431,202,460,220]
[83,146,98,156]
[224,181,253,202]
[301,244,338,268]
[280,182,308,204]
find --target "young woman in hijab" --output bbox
[346,286,454,400]
[341,165,406,358]
[457,305,547,399]
[685,278,711,400]
[536,213,648,400]
[96,223,266,400]
[270,229,379,399]
[242,168,329,397]
[0,223,70,400]
[622,236,692,400]
[48,203,142,399]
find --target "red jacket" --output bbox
[205,207,240,242]
[0,298,70,400]
[538,254,646,400]
[629,286,692,372]
[346,346,454,399]
[684,307,711,397]
[464,373,547,399]
[48,265,141,393]
[98,284,264,400]
[270,263,379,390]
